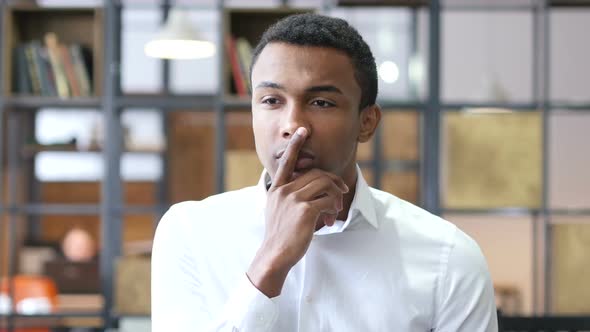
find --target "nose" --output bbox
[281,103,311,139]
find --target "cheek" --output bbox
[252,114,275,165]
[317,118,359,158]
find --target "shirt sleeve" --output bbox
[433,227,499,332]
[151,204,279,332]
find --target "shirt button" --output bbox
[305,295,312,303]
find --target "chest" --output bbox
[200,225,439,332]
[272,234,438,332]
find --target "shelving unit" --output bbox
[0,0,589,330]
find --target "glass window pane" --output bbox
[442,111,542,208]
[122,153,163,181]
[36,152,102,181]
[225,0,281,7]
[173,0,217,5]
[122,8,162,93]
[382,171,419,204]
[445,214,535,315]
[382,111,419,160]
[330,8,428,101]
[442,12,533,103]
[35,110,163,182]
[289,0,326,8]
[121,110,165,152]
[549,111,590,209]
[36,109,100,149]
[550,10,590,103]
[551,218,590,314]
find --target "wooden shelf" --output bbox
[3,6,103,97]
[117,93,216,110]
[4,96,101,109]
[550,0,590,6]
[22,144,164,158]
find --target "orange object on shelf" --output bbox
[0,275,58,332]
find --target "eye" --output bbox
[311,99,335,108]
[261,97,280,105]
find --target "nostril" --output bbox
[282,132,291,139]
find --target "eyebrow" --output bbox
[255,81,343,94]
[305,85,343,94]
[255,81,285,90]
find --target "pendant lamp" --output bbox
[145,8,215,60]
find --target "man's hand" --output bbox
[246,127,349,298]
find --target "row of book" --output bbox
[226,35,253,97]
[13,32,93,98]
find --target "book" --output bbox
[44,32,70,98]
[225,35,247,96]
[70,44,92,97]
[30,41,55,96]
[23,44,42,95]
[59,44,80,97]
[14,45,32,94]
[235,37,253,94]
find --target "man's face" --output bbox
[251,42,366,182]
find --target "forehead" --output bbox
[252,42,359,93]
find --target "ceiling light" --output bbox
[145,8,215,60]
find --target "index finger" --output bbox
[271,127,308,188]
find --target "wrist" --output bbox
[247,249,290,298]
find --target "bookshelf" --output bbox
[223,8,309,96]
[0,0,589,330]
[3,6,103,98]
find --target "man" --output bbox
[152,13,497,332]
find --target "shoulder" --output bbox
[369,187,460,247]
[369,187,488,275]
[154,185,262,244]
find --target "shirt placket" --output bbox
[297,240,319,332]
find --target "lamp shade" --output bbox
[145,8,215,60]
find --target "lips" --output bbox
[295,156,314,171]
[275,149,315,171]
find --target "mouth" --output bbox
[275,149,316,172]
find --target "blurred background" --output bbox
[0,0,589,331]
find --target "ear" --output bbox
[358,104,382,143]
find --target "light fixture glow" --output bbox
[408,55,425,84]
[145,39,215,59]
[464,107,514,115]
[378,61,399,84]
[144,8,215,60]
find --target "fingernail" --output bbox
[296,127,307,137]
[344,184,349,192]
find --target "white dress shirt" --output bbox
[152,167,498,332]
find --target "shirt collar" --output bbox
[256,165,379,231]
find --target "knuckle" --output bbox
[301,201,317,214]
[273,186,287,197]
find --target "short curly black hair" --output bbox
[250,13,378,110]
